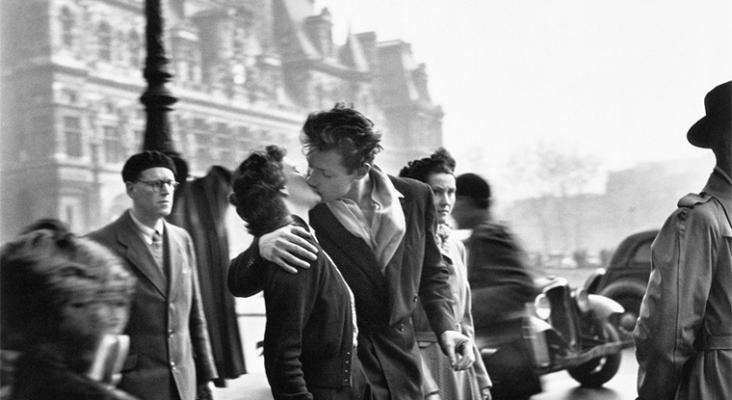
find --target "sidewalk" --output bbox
[213,372,273,400]
[215,296,272,400]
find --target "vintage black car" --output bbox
[584,229,658,339]
[475,276,627,398]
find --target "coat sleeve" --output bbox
[186,233,219,383]
[461,276,492,389]
[418,187,458,338]
[228,238,266,298]
[634,207,716,400]
[455,240,491,389]
[262,255,321,400]
[468,225,535,327]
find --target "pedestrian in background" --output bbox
[228,145,357,400]
[88,151,218,400]
[634,80,732,400]
[399,148,492,400]
[1,220,137,400]
[452,173,540,400]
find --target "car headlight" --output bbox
[534,293,551,320]
[575,287,590,313]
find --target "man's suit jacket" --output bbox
[88,210,217,400]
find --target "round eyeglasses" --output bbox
[136,179,179,192]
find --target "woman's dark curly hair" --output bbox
[1,220,135,370]
[230,145,290,237]
[398,147,456,183]
[301,103,383,173]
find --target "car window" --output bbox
[631,241,652,264]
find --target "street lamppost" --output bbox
[140,0,188,182]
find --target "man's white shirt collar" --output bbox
[129,210,164,245]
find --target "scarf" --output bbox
[326,165,406,272]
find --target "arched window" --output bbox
[129,31,141,68]
[60,7,74,48]
[98,22,112,61]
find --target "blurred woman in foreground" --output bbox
[1,219,137,400]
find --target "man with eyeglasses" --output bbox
[88,150,218,400]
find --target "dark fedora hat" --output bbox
[687,80,731,149]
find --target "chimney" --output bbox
[303,8,333,58]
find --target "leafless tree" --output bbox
[505,140,601,254]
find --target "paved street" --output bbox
[213,371,271,400]
[213,267,639,400]
[533,348,638,400]
[212,346,640,400]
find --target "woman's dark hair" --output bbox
[230,145,290,236]
[301,103,383,173]
[398,147,456,183]
[1,220,135,370]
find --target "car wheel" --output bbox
[567,322,622,388]
[599,281,647,343]
[613,294,642,340]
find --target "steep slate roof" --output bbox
[274,0,321,61]
[339,30,370,72]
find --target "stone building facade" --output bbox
[0,0,444,240]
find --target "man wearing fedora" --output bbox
[88,151,218,400]
[633,81,732,400]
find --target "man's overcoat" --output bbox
[634,171,732,400]
[308,176,455,399]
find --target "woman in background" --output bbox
[400,149,492,400]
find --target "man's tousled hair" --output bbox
[301,103,383,173]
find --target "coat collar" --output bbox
[115,210,168,296]
[705,170,732,227]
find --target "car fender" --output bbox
[583,268,606,293]
[525,315,553,332]
[588,294,624,321]
[599,280,648,301]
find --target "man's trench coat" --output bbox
[634,171,732,400]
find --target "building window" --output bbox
[115,31,125,63]
[233,64,246,85]
[98,22,112,61]
[66,205,75,227]
[63,116,83,157]
[215,123,234,166]
[60,7,74,48]
[103,126,124,164]
[178,46,192,82]
[232,32,246,85]
[236,127,252,159]
[129,31,142,68]
[194,119,213,168]
[177,44,201,84]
